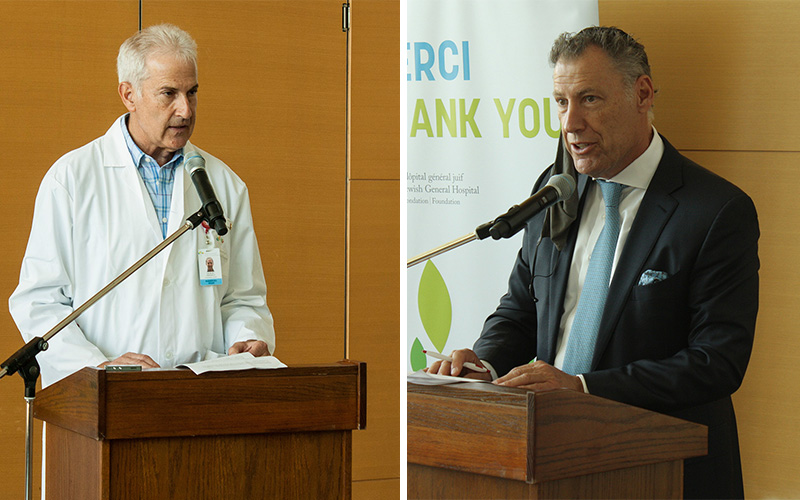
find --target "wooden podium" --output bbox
[408,382,706,499]
[33,361,366,500]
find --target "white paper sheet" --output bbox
[407,369,491,386]
[177,352,287,375]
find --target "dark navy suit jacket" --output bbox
[474,136,759,499]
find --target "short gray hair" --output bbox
[117,24,197,90]
[550,26,655,120]
[550,26,652,91]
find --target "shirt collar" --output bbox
[607,126,664,190]
[119,114,184,169]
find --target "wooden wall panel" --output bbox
[601,0,800,152]
[144,1,348,364]
[600,2,800,497]
[348,180,400,494]
[348,0,401,496]
[350,0,400,180]
[353,477,402,498]
[0,3,138,497]
[683,150,800,498]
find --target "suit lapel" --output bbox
[591,138,684,368]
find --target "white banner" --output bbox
[406,0,599,371]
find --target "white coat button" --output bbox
[165,351,174,360]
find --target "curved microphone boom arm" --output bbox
[407,173,575,268]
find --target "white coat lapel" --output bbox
[175,141,203,231]
[102,116,165,244]
[167,158,188,236]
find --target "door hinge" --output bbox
[342,3,351,32]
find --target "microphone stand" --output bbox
[0,209,207,500]
[407,193,539,267]
[408,174,575,268]
[407,222,494,268]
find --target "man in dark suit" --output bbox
[427,27,759,499]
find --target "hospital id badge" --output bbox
[198,248,222,286]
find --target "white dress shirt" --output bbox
[554,128,664,379]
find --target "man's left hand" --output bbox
[228,340,270,357]
[493,360,583,392]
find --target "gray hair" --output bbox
[550,26,655,119]
[550,26,652,86]
[117,24,197,91]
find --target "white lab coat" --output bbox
[9,116,275,387]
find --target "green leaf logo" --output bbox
[409,337,427,371]
[417,260,452,353]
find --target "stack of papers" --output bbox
[407,369,490,386]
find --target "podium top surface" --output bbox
[35,361,366,440]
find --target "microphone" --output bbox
[184,151,228,236]
[488,173,576,240]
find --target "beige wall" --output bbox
[600,1,800,497]
[0,1,398,497]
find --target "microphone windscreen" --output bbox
[546,173,576,201]
[184,150,206,173]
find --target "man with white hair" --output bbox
[10,24,275,387]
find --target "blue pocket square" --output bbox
[638,270,669,286]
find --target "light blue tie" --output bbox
[562,180,623,375]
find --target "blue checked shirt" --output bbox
[120,116,183,239]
